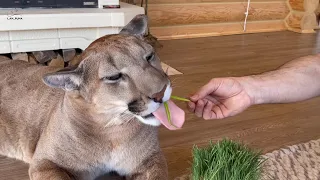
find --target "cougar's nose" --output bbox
[150,85,167,103]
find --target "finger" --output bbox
[187,102,195,112]
[194,100,205,118]
[204,96,221,105]
[203,101,216,120]
[212,105,225,119]
[202,98,209,105]
[190,79,220,101]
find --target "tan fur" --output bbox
[0,15,168,180]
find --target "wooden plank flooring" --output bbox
[1,31,320,179]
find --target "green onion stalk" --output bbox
[163,96,190,127]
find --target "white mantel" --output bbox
[0,2,144,53]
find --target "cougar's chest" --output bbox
[71,121,160,179]
[100,124,160,176]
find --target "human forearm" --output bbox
[239,54,320,105]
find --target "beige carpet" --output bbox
[262,139,320,180]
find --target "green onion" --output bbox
[163,95,189,128]
[164,102,171,121]
[171,95,190,102]
[164,101,178,128]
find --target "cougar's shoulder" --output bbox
[0,59,64,162]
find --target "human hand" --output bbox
[188,78,253,120]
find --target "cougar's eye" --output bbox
[103,73,122,82]
[146,52,155,62]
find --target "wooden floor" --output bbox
[1,31,320,180]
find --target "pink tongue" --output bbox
[152,100,185,130]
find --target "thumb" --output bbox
[190,79,220,101]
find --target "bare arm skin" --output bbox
[242,54,320,104]
[188,54,320,120]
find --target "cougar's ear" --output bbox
[119,14,148,37]
[42,68,81,91]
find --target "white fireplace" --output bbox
[0,2,144,54]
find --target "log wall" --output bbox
[286,0,319,33]
[135,0,289,39]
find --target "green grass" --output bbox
[192,139,265,180]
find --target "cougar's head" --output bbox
[43,15,171,127]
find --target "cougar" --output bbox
[0,14,185,180]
